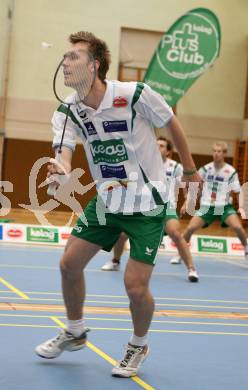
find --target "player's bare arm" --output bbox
[166,116,202,185]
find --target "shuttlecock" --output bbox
[41,41,53,49]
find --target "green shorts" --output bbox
[71,196,168,265]
[195,204,237,227]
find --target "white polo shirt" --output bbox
[163,158,183,209]
[52,80,174,213]
[198,162,240,207]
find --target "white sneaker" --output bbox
[188,269,199,283]
[170,255,182,264]
[101,260,120,271]
[112,343,149,378]
[35,329,89,359]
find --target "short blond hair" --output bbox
[213,141,228,153]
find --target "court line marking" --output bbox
[0,278,29,300]
[0,242,246,261]
[3,291,248,305]
[1,302,248,320]
[51,316,155,390]
[1,296,248,311]
[2,322,248,337]
[0,313,248,327]
[1,263,248,280]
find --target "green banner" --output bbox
[144,8,221,106]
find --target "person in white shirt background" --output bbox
[171,141,248,263]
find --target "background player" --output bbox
[171,141,248,263]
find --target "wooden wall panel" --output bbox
[2,139,96,210]
[2,138,232,213]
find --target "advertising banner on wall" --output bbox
[0,223,245,258]
[144,8,221,106]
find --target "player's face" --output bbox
[213,146,225,163]
[157,140,168,160]
[62,42,92,88]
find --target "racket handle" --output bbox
[47,182,57,196]
[46,155,61,197]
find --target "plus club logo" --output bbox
[157,14,219,79]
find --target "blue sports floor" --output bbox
[0,244,248,390]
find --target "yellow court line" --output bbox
[0,278,29,300]
[1,313,248,328]
[87,327,248,336]
[0,264,57,270]
[4,290,248,305]
[1,262,248,280]
[2,302,248,320]
[2,296,248,311]
[51,316,155,390]
[2,322,248,337]
[48,323,248,337]
[2,295,248,310]
[0,323,58,328]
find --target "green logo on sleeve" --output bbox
[198,237,227,253]
[90,139,128,164]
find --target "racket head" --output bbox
[53,48,96,105]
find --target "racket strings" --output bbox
[75,62,94,101]
[54,50,96,105]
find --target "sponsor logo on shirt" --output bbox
[224,169,230,173]
[113,96,128,107]
[211,191,217,200]
[207,175,214,180]
[90,139,128,164]
[84,122,97,135]
[102,120,128,133]
[76,109,88,121]
[100,164,127,179]
[215,176,224,182]
[145,247,154,256]
[74,225,83,233]
[166,172,172,176]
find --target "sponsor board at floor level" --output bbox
[26,227,59,244]
[3,224,26,242]
[227,239,245,256]
[197,237,227,253]
[160,236,198,253]
[0,222,245,258]
[59,228,72,245]
[231,243,244,251]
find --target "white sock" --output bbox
[67,319,85,337]
[129,333,148,347]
